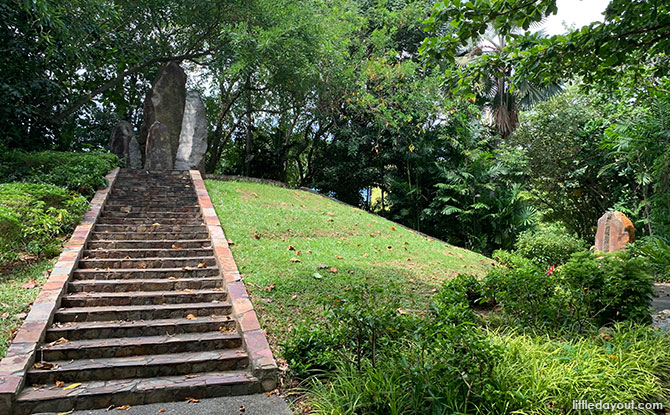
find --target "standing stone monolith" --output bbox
[175,90,208,172]
[139,62,186,162]
[128,135,142,169]
[594,211,635,252]
[144,122,173,171]
[109,120,134,164]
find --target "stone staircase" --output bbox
[12,170,267,414]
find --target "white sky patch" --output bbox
[539,0,610,35]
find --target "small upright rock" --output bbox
[144,122,173,171]
[109,120,135,166]
[175,90,208,172]
[139,62,187,161]
[595,211,635,252]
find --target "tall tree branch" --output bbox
[54,50,211,123]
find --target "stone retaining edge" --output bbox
[0,167,120,414]
[189,170,278,391]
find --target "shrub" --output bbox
[560,250,654,327]
[484,263,570,330]
[0,150,118,197]
[514,226,585,267]
[282,285,411,378]
[632,236,670,282]
[0,183,88,264]
[298,284,500,414]
[492,249,534,269]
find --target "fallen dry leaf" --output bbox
[328,267,338,274]
[171,244,181,250]
[157,410,166,413]
[326,212,335,216]
[288,245,295,251]
[168,276,179,280]
[55,381,65,388]
[63,383,81,390]
[33,361,59,370]
[115,404,131,410]
[397,308,407,315]
[1,312,8,319]
[335,255,343,259]
[21,280,37,289]
[185,397,200,403]
[185,314,197,320]
[289,257,301,263]
[264,283,275,292]
[253,232,261,240]
[197,263,206,268]
[57,410,74,415]
[227,239,235,246]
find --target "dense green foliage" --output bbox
[285,280,667,414]
[0,183,88,263]
[0,151,118,197]
[513,226,584,268]
[0,151,117,266]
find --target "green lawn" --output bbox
[206,180,492,351]
[0,259,54,357]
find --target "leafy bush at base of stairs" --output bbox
[0,150,118,197]
[0,183,88,265]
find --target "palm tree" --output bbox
[458,31,562,139]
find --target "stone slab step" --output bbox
[91,231,209,240]
[47,315,236,341]
[83,248,214,259]
[61,289,228,307]
[39,331,242,361]
[78,256,216,269]
[103,206,201,214]
[15,370,259,415]
[72,266,219,280]
[104,202,200,209]
[109,192,196,198]
[95,224,207,233]
[101,211,201,218]
[54,302,232,322]
[86,239,211,250]
[69,277,224,293]
[95,217,205,225]
[27,349,249,384]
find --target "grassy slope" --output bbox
[0,259,54,357]
[206,180,492,351]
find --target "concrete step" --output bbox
[95,224,207,233]
[69,278,225,293]
[95,217,205,225]
[90,231,209,240]
[72,266,219,280]
[83,248,214,259]
[87,239,211,250]
[27,349,249,384]
[14,370,259,415]
[61,288,227,307]
[53,302,233,322]
[47,315,236,341]
[103,206,201,214]
[104,201,200,209]
[78,256,216,269]
[101,211,201,218]
[39,331,242,361]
